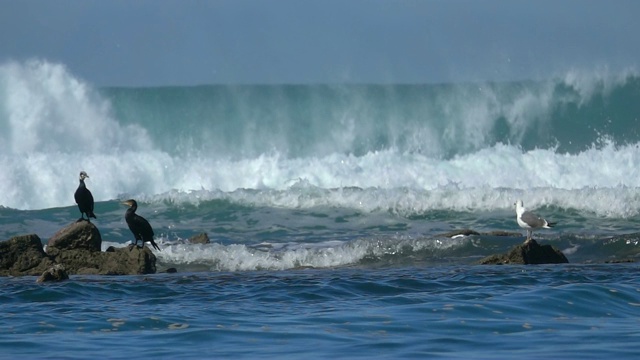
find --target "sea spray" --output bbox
[1,59,640,213]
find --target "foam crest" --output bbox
[561,66,636,104]
[1,59,639,214]
[175,140,640,192]
[1,60,153,154]
[0,60,168,209]
[155,237,466,271]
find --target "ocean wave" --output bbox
[1,59,640,212]
[150,236,472,271]
[105,232,640,271]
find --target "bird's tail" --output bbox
[149,238,161,251]
[545,221,557,228]
[89,212,97,219]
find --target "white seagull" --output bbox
[514,200,556,242]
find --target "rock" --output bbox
[37,264,69,283]
[604,259,635,264]
[439,229,480,238]
[1,225,157,276]
[437,229,524,238]
[48,221,101,252]
[0,234,55,276]
[49,245,157,275]
[94,246,157,275]
[165,267,178,273]
[485,230,523,237]
[479,239,569,265]
[189,232,210,244]
[42,222,157,275]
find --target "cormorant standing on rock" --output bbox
[122,199,161,251]
[74,171,96,222]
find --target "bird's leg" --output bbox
[527,229,532,241]
[128,239,138,251]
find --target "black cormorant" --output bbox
[74,171,96,222]
[122,199,161,251]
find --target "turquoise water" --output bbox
[1,61,640,358]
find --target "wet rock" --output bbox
[485,230,523,237]
[188,232,210,244]
[1,222,157,277]
[438,229,525,238]
[48,244,157,275]
[48,221,101,252]
[44,222,157,275]
[439,229,480,238]
[37,264,69,283]
[604,259,635,264]
[0,234,55,276]
[479,239,569,265]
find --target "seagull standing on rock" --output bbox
[514,200,556,243]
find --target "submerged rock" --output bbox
[438,229,525,238]
[479,239,569,265]
[37,264,70,283]
[439,229,480,238]
[188,232,210,244]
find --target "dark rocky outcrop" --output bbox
[0,221,157,277]
[47,245,156,275]
[45,222,157,275]
[479,239,569,265]
[484,230,523,237]
[604,259,636,264]
[438,229,523,238]
[188,232,210,244]
[439,229,480,237]
[0,234,55,276]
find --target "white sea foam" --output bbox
[154,236,466,271]
[2,59,640,219]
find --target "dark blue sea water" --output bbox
[1,60,640,358]
[2,265,640,359]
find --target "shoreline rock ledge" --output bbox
[0,221,157,278]
[478,239,569,265]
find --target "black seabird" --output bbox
[74,171,96,222]
[122,199,161,251]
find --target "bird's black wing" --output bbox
[134,214,155,239]
[87,189,95,212]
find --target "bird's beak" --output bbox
[121,201,131,206]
